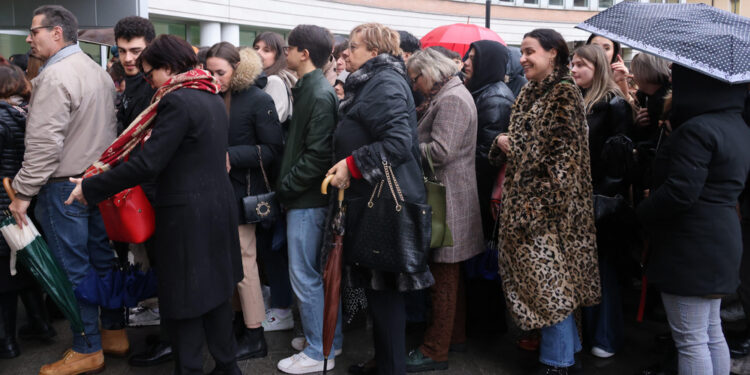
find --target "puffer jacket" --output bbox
[0,101,27,256]
[225,48,283,222]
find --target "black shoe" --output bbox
[533,364,568,375]
[348,358,377,375]
[235,326,267,361]
[729,335,750,359]
[0,337,20,359]
[208,363,242,375]
[18,288,56,341]
[128,341,173,367]
[0,293,19,359]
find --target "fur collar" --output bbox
[339,53,406,115]
[229,48,263,92]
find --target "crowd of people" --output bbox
[1,4,750,375]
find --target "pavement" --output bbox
[1,301,749,374]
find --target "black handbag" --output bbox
[344,160,432,273]
[242,145,280,227]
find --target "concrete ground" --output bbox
[1,301,749,374]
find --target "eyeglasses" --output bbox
[410,73,422,86]
[28,25,53,36]
[142,67,155,83]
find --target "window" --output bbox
[548,0,564,5]
[732,0,740,14]
[599,0,614,7]
[650,0,679,3]
[574,0,589,7]
[524,0,539,4]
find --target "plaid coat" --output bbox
[417,76,484,263]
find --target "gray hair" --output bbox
[33,5,78,44]
[631,53,671,87]
[406,48,458,87]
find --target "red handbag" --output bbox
[98,185,155,244]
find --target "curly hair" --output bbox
[114,16,155,43]
[350,23,402,57]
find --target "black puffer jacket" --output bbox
[0,101,26,257]
[334,53,433,292]
[585,92,634,195]
[637,65,750,296]
[226,48,283,223]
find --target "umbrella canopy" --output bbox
[320,176,346,374]
[78,28,115,46]
[420,23,506,57]
[577,2,750,83]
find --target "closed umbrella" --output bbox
[320,175,346,375]
[420,23,506,57]
[2,178,88,345]
[577,2,750,83]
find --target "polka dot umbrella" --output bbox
[420,23,506,58]
[577,2,750,83]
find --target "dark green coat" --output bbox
[276,69,337,209]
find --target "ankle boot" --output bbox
[18,288,56,341]
[235,326,267,360]
[0,293,20,359]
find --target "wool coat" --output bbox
[637,65,750,297]
[225,48,283,222]
[82,87,242,320]
[417,76,484,263]
[489,70,601,330]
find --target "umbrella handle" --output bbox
[321,175,345,202]
[3,178,16,201]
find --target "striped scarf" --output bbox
[85,69,220,178]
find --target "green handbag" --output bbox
[423,147,453,248]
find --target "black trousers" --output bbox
[740,218,750,334]
[164,300,239,375]
[366,289,406,375]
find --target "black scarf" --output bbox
[339,53,407,117]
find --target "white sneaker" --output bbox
[277,352,334,374]
[591,346,615,358]
[128,306,161,327]
[263,308,294,331]
[291,337,342,356]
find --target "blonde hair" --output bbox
[350,23,402,57]
[573,44,626,113]
[406,48,458,87]
[631,53,671,87]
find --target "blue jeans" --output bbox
[286,208,342,361]
[662,293,730,375]
[35,181,123,353]
[539,314,582,368]
[582,250,623,353]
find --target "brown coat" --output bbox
[418,77,484,264]
[489,71,601,330]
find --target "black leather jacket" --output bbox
[0,102,26,256]
[472,81,514,162]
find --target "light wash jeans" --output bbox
[539,313,582,368]
[35,181,123,353]
[286,208,342,361]
[661,293,730,375]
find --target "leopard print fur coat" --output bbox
[489,69,601,330]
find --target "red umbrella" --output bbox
[420,23,506,57]
[320,175,346,374]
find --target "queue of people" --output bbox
[2,4,750,375]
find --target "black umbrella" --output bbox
[577,2,750,83]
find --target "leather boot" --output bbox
[235,326,267,360]
[0,293,20,359]
[101,329,129,357]
[38,349,105,375]
[18,288,56,341]
[128,340,173,367]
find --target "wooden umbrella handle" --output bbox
[321,175,345,202]
[3,178,16,201]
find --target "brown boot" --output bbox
[101,329,129,357]
[38,349,104,375]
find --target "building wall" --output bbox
[686,0,747,17]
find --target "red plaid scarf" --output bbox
[84,69,220,178]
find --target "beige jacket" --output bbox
[13,50,116,198]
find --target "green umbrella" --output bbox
[2,180,88,344]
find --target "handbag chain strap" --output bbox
[366,161,405,212]
[245,145,273,196]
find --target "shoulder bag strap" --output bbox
[256,145,272,192]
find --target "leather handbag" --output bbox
[242,145,280,226]
[344,160,432,273]
[98,185,155,244]
[423,148,452,248]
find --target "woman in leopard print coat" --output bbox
[489,29,601,373]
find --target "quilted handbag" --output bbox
[344,161,432,273]
[98,185,155,244]
[423,148,452,248]
[242,145,281,227]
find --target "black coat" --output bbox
[636,65,750,296]
[0,101,26,257]
[225,50,283,222]
[586,93,634,195]
[334,54,433,292]
[117,73,156,134]
[83,88,242,319]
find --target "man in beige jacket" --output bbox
[7,5,124,375]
